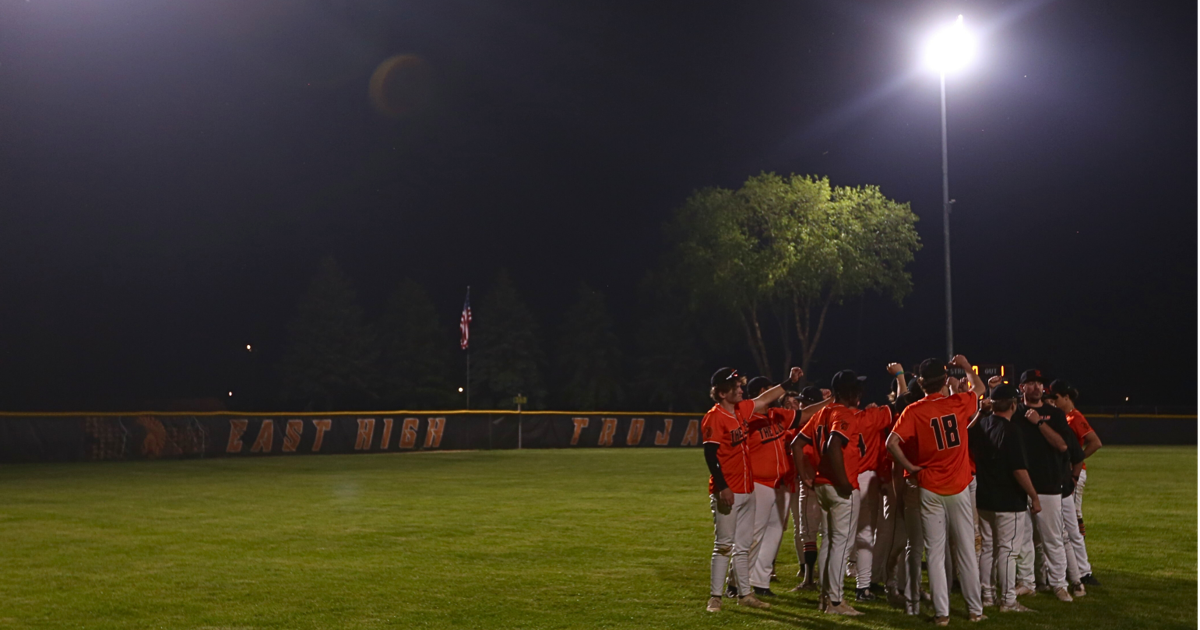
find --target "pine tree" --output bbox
[377,278,455,409]
[471,270,546,409]
[554,283,624,410]
[278,256,378,410]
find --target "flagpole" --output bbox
[466,349,471,410]
[462,285,471,410]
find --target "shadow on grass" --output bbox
[659,567,1197,629]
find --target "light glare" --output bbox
[925,15,975,74]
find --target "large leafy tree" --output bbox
[377,278,455,409]
[664,173,920,377]
[278,256,378,410]
[471,269,547,409]
[554,283,624,410]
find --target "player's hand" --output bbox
[979,399,994,416]
[717,488,734,515]
[789,367,803,383]
[1025,409,1042,424]
[1030,497,1042,515]
[905,464,925,476]
[821,388,832,400]
[988,375,1003,388]
[887,362,904,376]
[951,354,971,370]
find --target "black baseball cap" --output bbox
[745,376,774,399]
[798,386,824,405]
[1019,369,1048,385]
[989,383,1019,400]
[830,370,866,397]
[918,358,947,380]
[710,367,743,388]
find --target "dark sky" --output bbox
[0,0,1194,409]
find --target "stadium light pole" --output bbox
[924,15,975,360]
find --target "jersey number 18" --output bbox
[929,414,961,451]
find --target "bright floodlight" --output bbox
[925,15,975,74]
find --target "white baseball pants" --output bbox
[1030,493,1070,589]
[978,510,1022,607]
[920,486,984,618]
[1075,469,1087,521]
[901,477,925,614]
[710,492,755,597]
[749,482,792,588]
[1059,492,1087,580]
[816,483,858,604]
[872,472,906,590]
[853,470,881,589]
[793,480,823,556]
[1016,508,1036,588]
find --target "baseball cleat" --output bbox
[981,595,995,608]
[1080,573,1101,586]
[934,615,950,626]
[1070,582,1086,597]
[752,586,777,597]
[725,584,738,599]
[870,581,886,592]
[1054,587,1073,602]
[824,601,864,616]
[737,594,771,610]
[968,613,987,622]
[706,596,722,612]
[921,589,933,602]
[1036,584,1052,593]
[818,594,830,613]
[905,601,921,616]
[999,601,1036,613]
[790,581,816,592]
[855,587,877,602]
[1014,583,1035,597]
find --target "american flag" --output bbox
[459,287,472,350]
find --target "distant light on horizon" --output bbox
[925,15,975,74]
[246,344,252,351]
[228,391,233,397]
[458,387,464,393]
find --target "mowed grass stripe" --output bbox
[0,446,1193,629]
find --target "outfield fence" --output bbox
[0,410,1192,463]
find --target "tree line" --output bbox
[275,173,921,412]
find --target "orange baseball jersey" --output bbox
[798,403,862,490]
[891,391,978,496]
[747,408,798,489]
[1065,409,1094,471]
[702,399,755,494]
[874,410,900,476]
[854,406,894,476]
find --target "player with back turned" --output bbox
[702,366,802,613]
[887,355,987,626]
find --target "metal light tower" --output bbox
[925,15,975,359]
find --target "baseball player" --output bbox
[1048,379,1102,586]
[1012,369,1086,602]
[703,366,801,613]
[793,368,890,616]
[869,366,914,606]
[886,355,987,626]
[789,386,829,591]
[850,363,909,602]
[969,383,1039,613]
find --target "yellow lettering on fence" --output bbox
[570,418,589,445]
[424,417,445,448]
[399,418,419,449]
[283,420,303,453]
[381,417,396,446]
[355,418,376,450]
[598,418,617,446]
[251,420,274,453]
[226,419,248,453]
[626,418,645,445]
[654,419,673,446]
[680,419,700,446]
[311,420,332,452]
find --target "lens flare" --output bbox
[369,54,433,117]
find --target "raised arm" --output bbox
[753,367,804,414]
[951,355,986,398]
[1024,409,1067,452]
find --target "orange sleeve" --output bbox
[892,408,917,442]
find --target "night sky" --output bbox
[0,0,1194,409]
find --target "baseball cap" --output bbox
[989,383,1019,400]
[798,386,824,405]
[745,376,774,399]
[710,367,742,388]
[830,369,866,397]
[1019,369,1048,385]
[918,358,947,380]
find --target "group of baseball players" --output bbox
[701,356,1103,624]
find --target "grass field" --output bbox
[0,446,1193,629]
